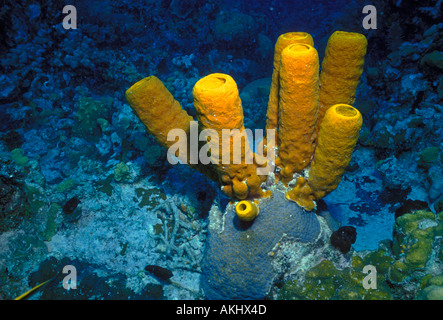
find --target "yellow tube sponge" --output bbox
[192,73,266,199]
[235,200,259,222]
[276,43,319,183]
[317,31,367,131]
[125,76,193,149]
[287,104,362,210]
[266,32,314,133]
[308,104,362,199]
[125,75,217,180]
[192,73,244,131]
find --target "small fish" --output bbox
[143,265,201,298]
[63,196,81,215]
[14,275,58,300]
[144,265,173,282]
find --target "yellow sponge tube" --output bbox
[276,43,319,183]
[287,104,362,210]
[192,73,244,132]
[266,32,314,133]
[235,200,259,222]
[317,31,367,131]
[192,73,265,199]
[125,76,217,181]
[308,104,362,199]
[125,76,193,149]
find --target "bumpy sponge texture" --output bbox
[287,104,362,210]
[317,31,367,130]
[286,177,316,211]
[266,32,314,133]
[192,73,244,132]
[276,43,319,183]
[125,76,217,180]
[308,104,362,199]
[126,76,193,149]
[192,73,266,199]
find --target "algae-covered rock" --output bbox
[279,257,393,300]
[405,229,434,269]
[11,148,28,167]
[135,187,166,209]
[362,249,394,275]
[393,210,438,270]
[279,206,443,300]
[114,162,130,182]
[418,146,440,167]
[56,178,75,193]
[393,210,437,268]
[113,161,140,183]
[42,203,61,241]
[96,174,114,196]
[388,260,409,283]
[73,96,113,141]
[97,118,110,134]
[417,285,443,300]
[420,50,443,69]
[428,274,443,287]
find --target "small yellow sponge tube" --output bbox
[287,104,362,210]
[192,73,265,199]
[276,43,319,183]
[308,104,362,199]
[266,32,314,134]
[235,200,259,222]
[317,31,367,131]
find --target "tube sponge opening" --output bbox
[286,104,362,211]
[308,104,363,200]
[335,104,359,118]
[317,31,367,131]
[193,73,244,131]
[277,43,319,183]
[192,73,266,200]
[236,200,259,222]
[266,32,315,133]
[280,32,314,44]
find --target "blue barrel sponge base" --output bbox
[200,190,321,300]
